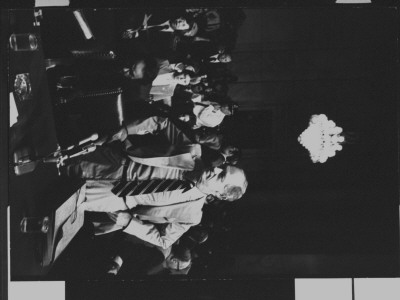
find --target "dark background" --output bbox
[193,8,399,276]
[228,8,399,244]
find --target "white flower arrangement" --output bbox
[298,114,345,163]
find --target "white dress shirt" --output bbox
[81,180,206,249]
[193,104,226,128]
[79,143,206,249]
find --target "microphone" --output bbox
[78,133,99,145]
[42,156,60,163]
[67,133,98,150]
[41,133,99,168]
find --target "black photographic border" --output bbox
[1,0,399,299]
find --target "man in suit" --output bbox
[74,151,247,250]
[95,115,234,167]
[66,115,247,249]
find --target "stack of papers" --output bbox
[9,93,18,127]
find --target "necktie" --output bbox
[112,179,194,197]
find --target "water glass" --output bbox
[9,33,38,51]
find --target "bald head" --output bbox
[197,165,248,201]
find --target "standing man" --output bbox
[64,116,247,249]
[69,147,247,249]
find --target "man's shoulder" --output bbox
[176,196,204,224]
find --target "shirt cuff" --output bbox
[113,255,123,267]
[122,216,143,234]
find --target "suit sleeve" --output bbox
[157,59,174,75]
[125,116,168,135]
[123,217,193,249]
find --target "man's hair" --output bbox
[141,57,159,84]
[122,55,159,84]
[172,243,192,263]
[191,82,206,93]
[225,146,242,165]
[172,14,197,35]
[214,100,239,116]
[167,243,192,274]
[222,185,245,201]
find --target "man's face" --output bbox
[218,53,232,63]
[131,60,146,79]
[220,105,232,116]
[175,74,191,85]
[197,166,246,201]
[171,17,190,31]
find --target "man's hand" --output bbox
[107,211,132,227]
[122,29,139,39]
[142,14,152,29]
[178,114,190,122]
[110,126,128,143]
[95,127,128,146]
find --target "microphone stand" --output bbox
[42,133,99,175]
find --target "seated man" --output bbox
[176,100,236,129]
[202,144,242,168]
[191,101,232,128]
[155,82,236,129]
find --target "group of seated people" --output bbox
[46,7,247,276]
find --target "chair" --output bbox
[50,80,125,148]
